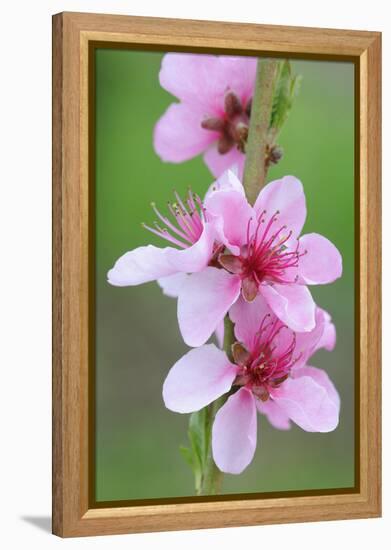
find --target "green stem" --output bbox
[199,397,224,495]
[197,59,279,496]
[198,316,235,495]
[242,58,279,204]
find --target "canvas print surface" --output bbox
[94,49,355,503]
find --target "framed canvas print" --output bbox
[52,12,381,537]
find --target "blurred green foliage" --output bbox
[95,49,355,501]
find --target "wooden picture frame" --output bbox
[52,11,381,537]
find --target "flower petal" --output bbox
[314,308,336,352]
[166,222,215,273]
[261,283,316,332]
[254,176,306,242]
[178,268,242,347]
[229,295,271,351]
[298,233,343,284]
[219,56,257,104]
[212,387,257,474]
[157,272,189,298]
[204,188,254,251]
[256,399,291,430]
[159,53,226,109]
[203,144,245,178]
[159,54,257,113]
[292,307,330,368]
[210,214,241,256]
[204,168,245,202]
[154,103,216,163]
[107,245,176,286]
[271,373,340,432]
[163,344,237,413]
[292,366,340,410]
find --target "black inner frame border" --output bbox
[88,40,361,509]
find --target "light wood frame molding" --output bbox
[52,11,381,537]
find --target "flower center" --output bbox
[232,315,298,401]
[143,189,206,248]
[201,91,251,154]
[219,210,306,301]
[243,210,302,283]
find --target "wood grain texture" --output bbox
[52,11,382,538]
[52,12,63,537]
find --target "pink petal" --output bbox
[166,222,216,272]
[256,399,291,430]
[292,307,329,368]
[203,144,245,178]
[204,188,254,251]
[210,215,241,256]
[162,344,237,413]
[254,176,306,242]
[229,295,271,351]
[154,103,216,163]
[212,387,257,474]
[178,267,241,347]
[314,308,336,352]
[157,272,188,298]
[261,283,316,332]
[204,168,245,202]
[107,245,176,286]
[292,366,340,410]
[219,56,257,104]
[271,372,340,432]
[298,233,343,284]
[159,53,226,110]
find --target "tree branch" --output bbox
[242,59,279,204]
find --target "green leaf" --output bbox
[179,407,212,494]
[189,408,211,469]
[179,445,194,469]
[179,444,202,493]
[270,60,302,135]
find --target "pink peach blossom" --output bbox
[107,188,223,287]
[107,171,240,291]
[177,171,342,346]
[108,170,342,350]
[163,296,340,474]
[154,53,257,177]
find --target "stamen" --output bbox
[240,313,298,396]
[142,223,188,248]
[142,190,206,249]
[239,209,302,288]
[152,202,191,243]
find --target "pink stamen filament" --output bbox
[142,224,188,248]
[239,210,305,286]
[152,203,192,243]
[236,314,298,396]
[143,190,205,248]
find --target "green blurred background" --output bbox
[95,50,355,501]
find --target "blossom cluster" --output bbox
[108,53,343,475]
